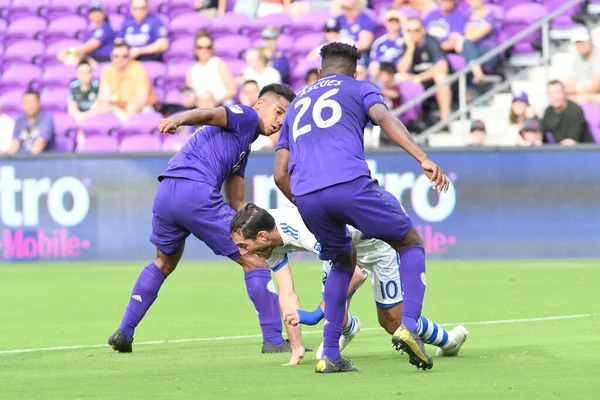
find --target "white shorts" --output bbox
[322,237,403,309]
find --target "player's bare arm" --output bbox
[224,175,246,212]
[274,148,294,203]
[368,103,449,193]
[158,106,229,134]
[274,264,305,365]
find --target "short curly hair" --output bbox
[320,42,362,74]
[259,83,297,103]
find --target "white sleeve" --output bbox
[267,250,289,272]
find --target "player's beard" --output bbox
[253,242,274,259]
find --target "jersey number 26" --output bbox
[292,89,342,141]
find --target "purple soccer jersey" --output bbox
[159,105,259,190]
[424,8,466,43]
[86,21,115,59]
[276,74,385,196]
[337,12,375,42]
[370,34,405,65]
[12,111,55,153]
[117,14,168,61]
[465,11,497,48]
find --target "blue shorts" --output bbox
[149,178,241,260]
[294,176,412,261]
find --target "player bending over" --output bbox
[230,204,468,366]
[107,84,298,354]
[274,42,450,373]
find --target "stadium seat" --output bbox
[214,35,252,59]
[163,61,194,92]
[2,0,48,21]
[286,10,332,39]
[43,0,81,20]
[143,61,167,87]
[53,113,78,136]
[247,13,294,41]
[210,13,251,38]
[38,65,77,91]
[119,134,161,152]
[3,16,47,46]
[163,89,182,104]
[168,12,212,41]
[54,135,76,152]
[289,33,324,62]
[1,40,45,70]
[162,134,190,152]
[41,89,70,113]
[502,3,548,54]
[116,112,163,141]
[0,17,6,33]
[0,64,42,94]
[76,135,119,152]
[448,53,467,72]
[398,81,424,124]
[79,113,122,136]
[165,0,197,19]
[93,62,111,79]
[226,59,246,77]
[252,34,294,52]
[42,15,88,46]
[0,89,25,114]
[36,39,81,67]
[163,37,194,64]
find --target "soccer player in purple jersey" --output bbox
[274,43,449,373]
[107,84,297,354]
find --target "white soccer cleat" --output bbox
[436,325,469,357]
[316,316,361,359]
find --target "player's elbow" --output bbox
[274,168,289,189]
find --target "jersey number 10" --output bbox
[292,88,343,141]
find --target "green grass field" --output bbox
[1,260,599,399]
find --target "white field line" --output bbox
[1,312,599,356]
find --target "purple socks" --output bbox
[244,268,284,346]
[399,245,427,333]
[322,264,354,361]
[119,262,167,339]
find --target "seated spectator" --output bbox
[187,31,237,106]
[68,60,100,124]
[116,0,169,62]
[397,17,452,121]
[0,104,16,154]
[195,0,226,19]
[305,69,319,87]
[356,56,368,81]
[508,91,537,145]
[369,9,405,79]
[336,0,375,54]
[565,26,600,105]
[155,85,198,116]
[423,0,466,53]
[518,118,543,147]
[307,18,355,61]
[377,63,402,111]
[92,43,157,121]
[6,90,55,154]
[468,120,486,147]
[542,80,594,145]
[257,0,290,17]
[260,27,290,84]
[239,80,260,106]
[242,47,282,89]
[57,2,115,66]
[455,0,498,85]
[392,0,436,14]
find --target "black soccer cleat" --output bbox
[108,329,133,353]
[392,324,434,370]
[315,356,358,373]
[261,339,313,353]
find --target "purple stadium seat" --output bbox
[41,89,69,113]
[163,61,194,92]
[76,0,126,15]
[116,112,163,141]
[487,4,505,26]
[163,37,194,64]
[501,0,536,10]
[110,13,125,31]
[93,62,111,79]
[53,113,78,136]
[503,3,548,54]
[398,81,424,123]
[252,34,294,52]
[0,18,6,33]
[54,135,76,152]
[36,39,81,67]
[162,134,190,151]
[79,113,122,136]
[168,12,211,41]
[4,16,47,46]
[211,13,251,38]
[448,53,467,72]
[43,15,88,46]
[580,102,600,130]
[2,40,45,70]
[247,13,294,41]
[163,89,182,104]
[371,0,393,15]
[119,134,161,152]
[43,0,81,20]
[0,90,25,114]
[287,10,332,39]
[38,65,77,90]
[396,6,420,20]
[0,64,42,94]
[166,0,197,19]
[226,59,246,77]
[547,0,580,29]
[292,58,321,82]
[143,61,167,86]
[289,33,323,62]
[3,0,48,21]
[76,135,119,152]
[214,35,252,59]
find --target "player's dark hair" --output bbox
[320,42,362,77]
[78,58,92,68]
[112,41,130,51]
[305,68,319,82]
[243,80,259,88]
[230,204,276,239]
[379,62,397,75]
[24,89,40,100]
[547,79,564,88]
[259,83,296,103]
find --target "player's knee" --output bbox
[236,253,269,272]
[433,73,449,84]
[332,251,355,269]
[378,308,402,335]
[154,247,183,275]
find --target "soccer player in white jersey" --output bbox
[230,204,468,365]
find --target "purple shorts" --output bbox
[294,176,412,261]
[149,178,241,260]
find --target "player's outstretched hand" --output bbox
[283,310,300,326]
[421,159,449,194]
[283,347,305,366]
[158,117,180,134]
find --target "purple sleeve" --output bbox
[37,113,55,141]
[90,26,109,43]
[369,41,380,62]
[232,151,250,178]
[483,12,495,28]
[117,19,130,39]
[150,15,168,42]
[224,104,258,132]
[12,116,24,140]
[359,13,376,33]
[360,82,387,123]
[452,12,467,33]
[275,114,290,151]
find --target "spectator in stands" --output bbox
[0,104,16,154]
[155,85,198,116]
[305,69,319,87]
[509,91,537,131]
[57,2,115,66]
[542,80,594,145]
[392,0,436,14]
[397,17,452,121]
[307,18,355,61]
[336,0,375,54]
[260,27,290,84]
[93,43,157,121]
[356,57,368,81]
[565,26,600,105]
[116,0,169,62]
[242,47,282,89]
[377,62,402,110]
[468,120,486,147]
[6,90,55,154]
[196,91,218,110]
[239,80,260,106]
[455,0,498,85]
[518,118,543,147]
[195,0,227,19]
[187,31,237,106]
[68,60,100,124]
[423,0,466,54]
[368,9,405,79]
[257,0,290,17]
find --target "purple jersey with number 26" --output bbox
[276,74,387,196]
